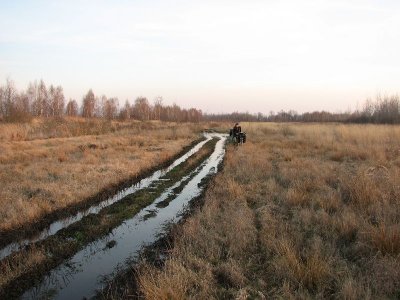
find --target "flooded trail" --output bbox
[0,136,212,261]
[22,134,226,300]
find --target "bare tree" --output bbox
[0,79,33,121]
[39,80,49,117]
[96,95,107,117]
[153,96,163,120]
[373,95,400,123]
[172,103,181,122]
[82,89,96,118]
[103,97,119,120]
[119,99,131,120]
[48,85,65,117]
[10,92,32,121]
[65,99,78,116]
[48,85,56,116]
[0,78,17,118]
[14,92,30,114]
[26,81,38,115]
[31,80,49,117]
[132,97,151,120]
[188,108,202,122]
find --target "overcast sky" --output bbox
[1,0,400,113]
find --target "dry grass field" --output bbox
[0,118,204,236]
[137,123,400,299]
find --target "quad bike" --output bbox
[229,129,246,145]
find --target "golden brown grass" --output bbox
[0,246,46,288]
[136,123,400,299]
[0,118,209,234]
[0,117,138,141]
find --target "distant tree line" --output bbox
[2,78,399,124]
[204,95,400,124]
[204,110,349,122]
[0,79,202,122]
[349,95,400,124]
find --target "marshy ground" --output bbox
[134,123,400,299]
[1,121,399,299]
[0,118,204,243]
[0,118,226,298]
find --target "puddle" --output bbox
[21,134,226,300]
[0,135,213,261]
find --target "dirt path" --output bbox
[0,137,209,260]
[0,133,227,299]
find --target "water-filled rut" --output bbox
[0,136,212,260]
[1,133,226,299]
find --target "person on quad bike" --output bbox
[229,123,246,144]
[232,123,241,136]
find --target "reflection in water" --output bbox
[0,136,213,260]
[22,134,226,300]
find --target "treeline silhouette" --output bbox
[2,78,399,124]
[0,79,202,122]
[204,95,400,124]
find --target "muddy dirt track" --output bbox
[0,133,227,299]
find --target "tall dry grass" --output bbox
[0,117,209,142]
[0,118,207,234]
[136,123,400,299]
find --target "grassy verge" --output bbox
[135,123,400,299]
[0,138,218,299]
[0,120,204,247]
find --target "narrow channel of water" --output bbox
[22,134,226,300]
[0,135,212,260]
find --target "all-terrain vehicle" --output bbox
[229,129,246,145]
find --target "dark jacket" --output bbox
[233,125,241,135]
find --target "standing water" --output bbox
[22,133,227,299]
[0,135,213,260]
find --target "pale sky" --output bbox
[1,0,400,114]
